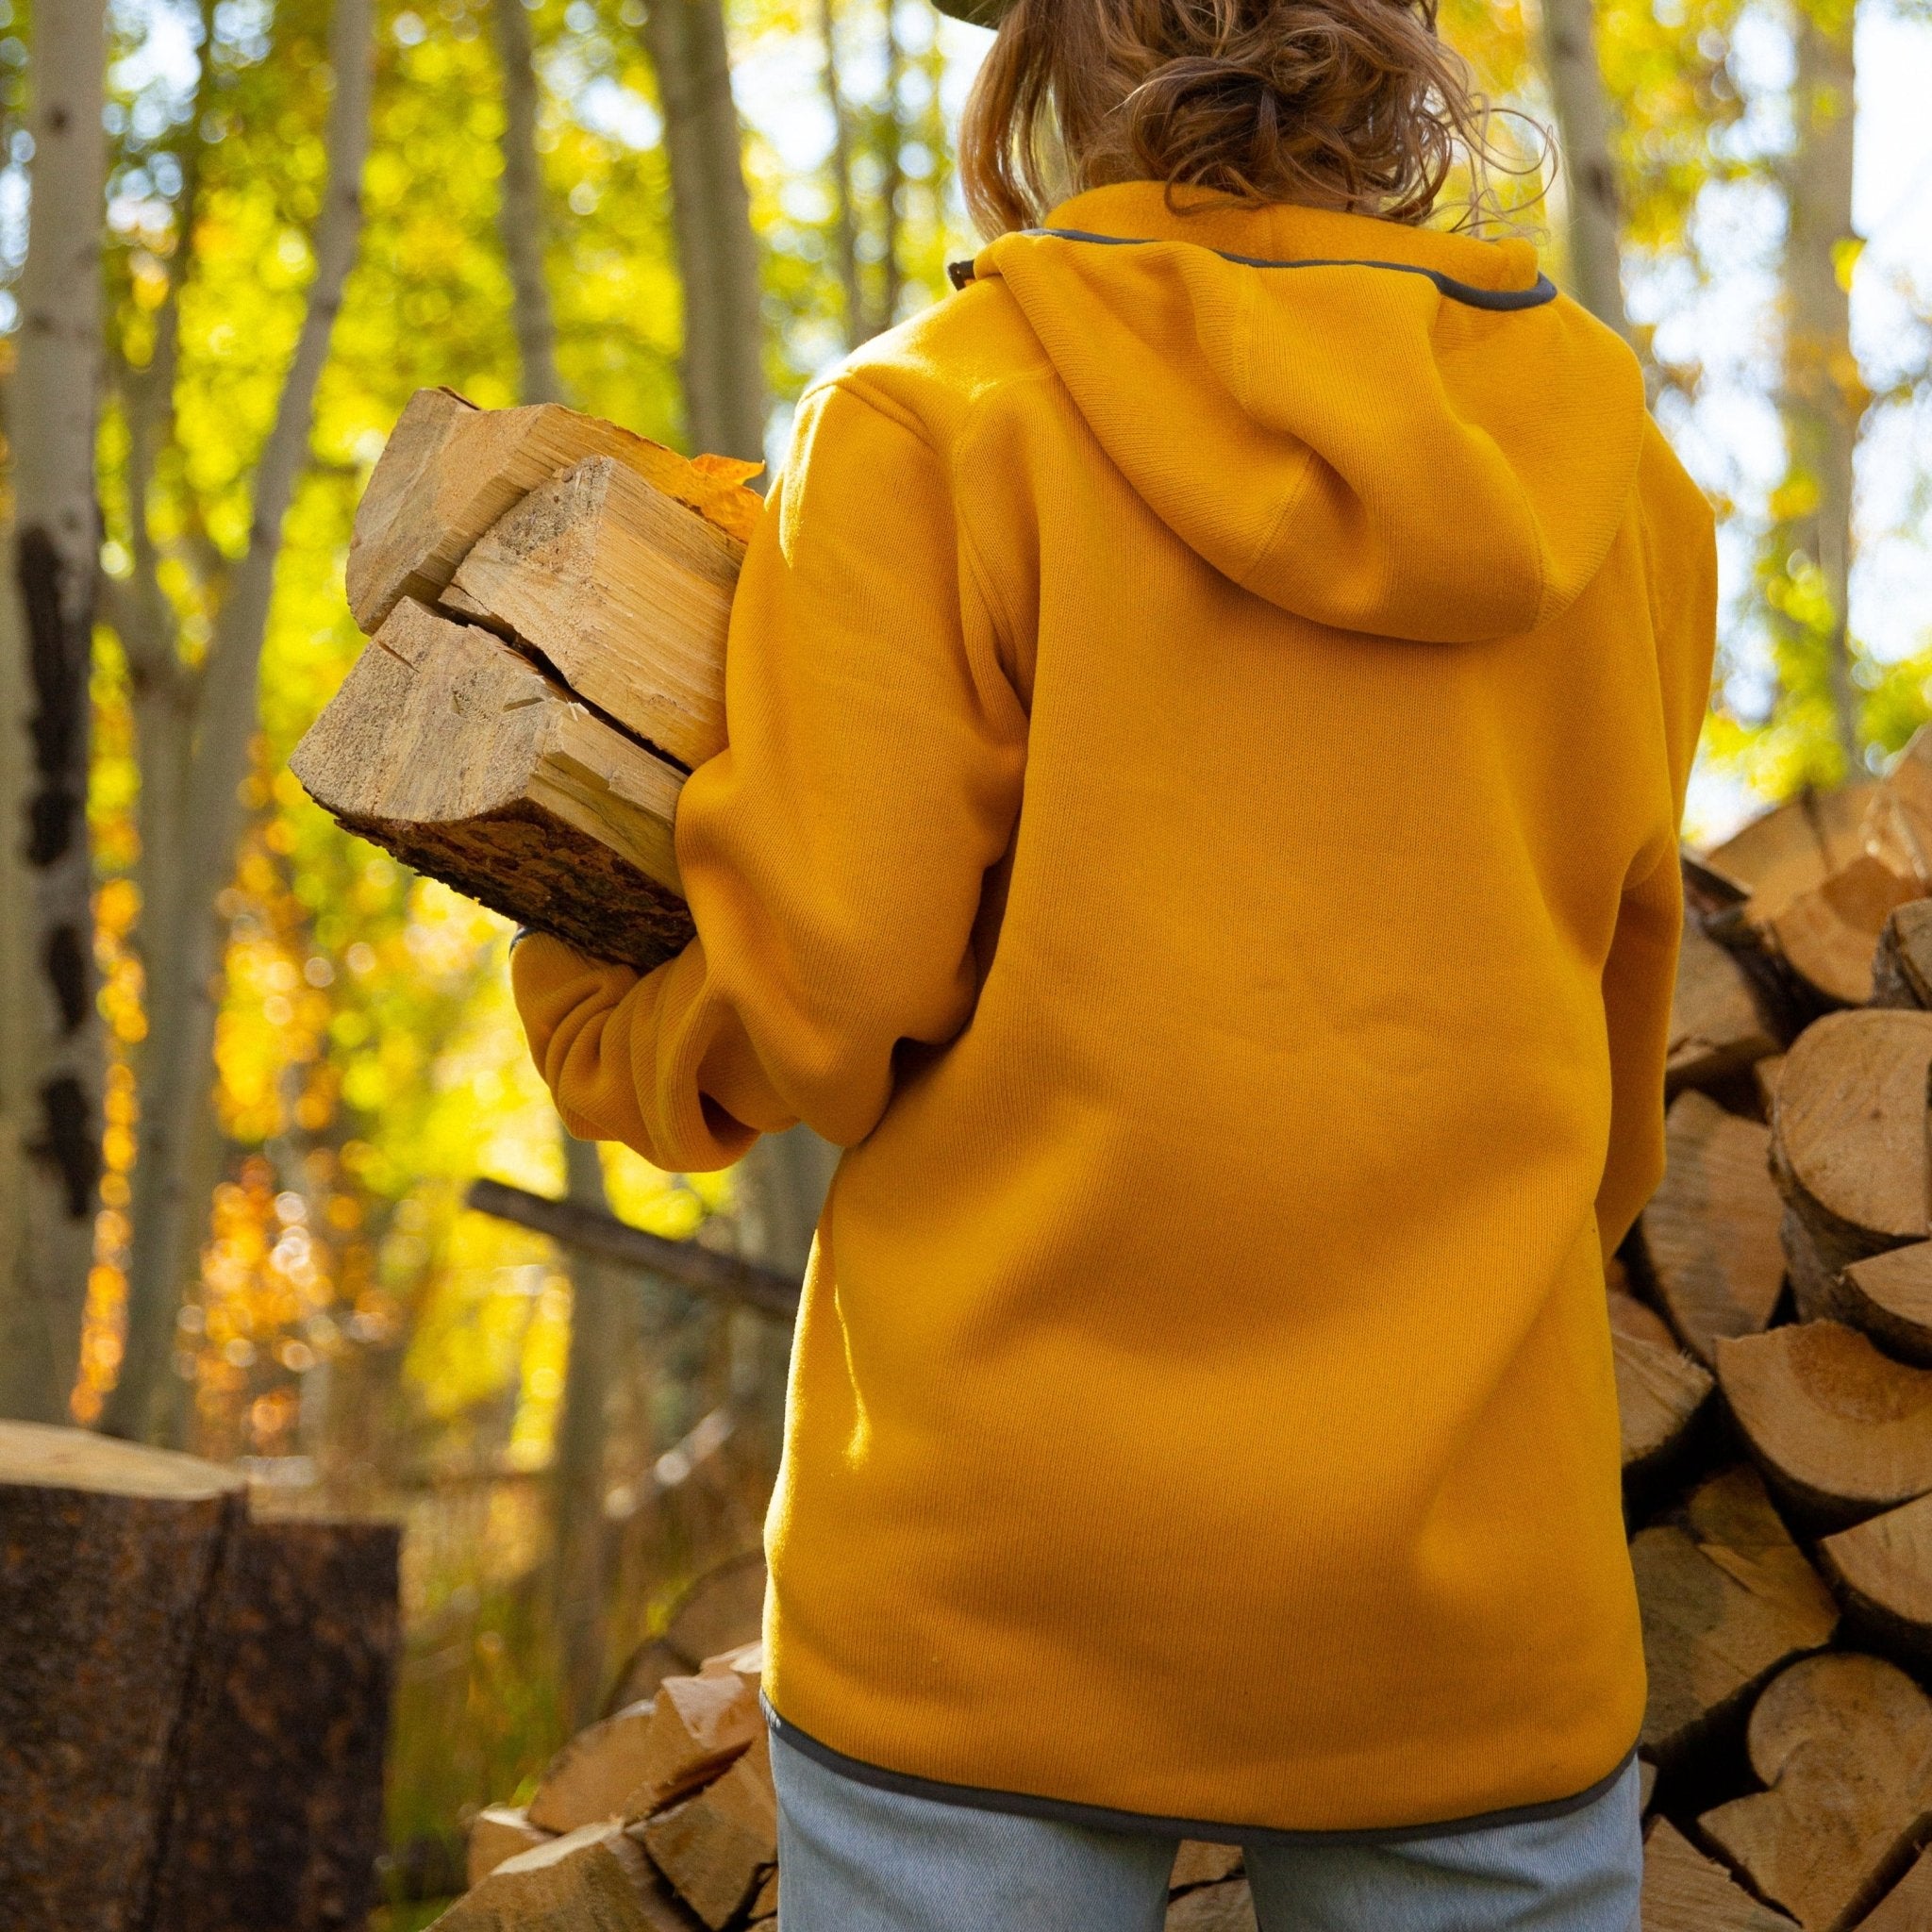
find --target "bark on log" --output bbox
[1821,1490,1932,1666]
[1717,1322,1932,1528]
[465,1181,799,1320]
[1669,917,1778,1096]
[1876,902,1932,1011]
[0,1424,244,1931]
[441,454,741,772]
[1640,1091,1787,1363]
[1640,1820,1797,1930]
[1784,1206,1852,1325]
[1771,1008,1932,1263]
[291,600,692,970]
[344,388,758,635]
[1699,1652,1932,1931]
[1840,1244,1932,1367]
[1633,1464,1839,1764]
[147,1515,402,1932]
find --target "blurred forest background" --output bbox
[0,0,1926,1915]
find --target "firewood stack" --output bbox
[299,398,1932,1926]
[291,387,763,971]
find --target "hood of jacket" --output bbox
[968,183,1648,643]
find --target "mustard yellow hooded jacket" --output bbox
[513,182,1716,1837]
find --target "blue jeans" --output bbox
[770,1727,1642,1932]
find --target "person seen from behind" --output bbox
[510,0,1716,1921]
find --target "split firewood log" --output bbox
[345,387,758,636]
[1669,914,1777,1096]
[0,1423,246,1932]
[1633,1465,1839,1764]
[1640,1821,1797,1930]
[1171,1843,1245,1888]
[1717,1322,1932,1528]
[747,1867,777,1923]
[622,1671,764,1820]
[1614,1326,1713,1477]
[146,1514,401,1932]
[1705,787,1877,925]
[469,1806,555,1887]
[1875,903,1932,1011]
[665,1553,767,1670]
[1863,727,1932,892]
[1770,853,1921,1008]
[1839,1244,1932,1367]
[441,454,741,772]
[640,1728,778,1930]
[1698,1652,1932,1932]
[1770,1008,1932,1267]
[1757,1051,1787,1117]
[1821,1490,1932,1665]
[1640,1091,1786,1363]
[1165,1879,1259,1930]
[430,1821,699,1931]
[1862,1845,1932,1930]
[291,599,692,970]
[528,1699,663,1834]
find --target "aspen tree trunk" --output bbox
[105,0,375,1443]
[639,0,767,460]
[0,1,108,1423]
[1780,0,1862,773]
[1537,0,1633,341]
[874,0,905,340]
[817,0,866,352]
[638,0,839,1276]
[491,0,563,406]
[490,0,619,1726]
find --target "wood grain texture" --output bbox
[640,1730,776,1929]
[431,1821,697,1931]
[1639,1820,1796,1930]
[1641,1091,1787,1363]
[469,1806,555,1888]
[1614,1327,1713,1475]
[529,1700,661,1835]
[1163,1879,1259,1931]
[0,1423,245,1932]
[1840,1243,1932,1367]
[620,1673,762,1821]
[291,600,692,970]
[442,455,741,771]
[1707,786,1876,930]
[1670,918,1777,1094]
[1862,1845,1932,1930]
[345,389,758,634]
[1771,1008,1932,1257]
[1771,853,1920,1007]
[1634,1465,1839,1762]
[1699,1652,1932,1931]
[1718,1322,1932,1527]
[1821,1490,1932,1665]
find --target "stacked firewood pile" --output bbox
[299,396,1932,1928]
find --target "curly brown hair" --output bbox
[958,0,1527,239]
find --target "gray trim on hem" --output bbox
[762,1695,1640,1849]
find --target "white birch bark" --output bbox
[105,0,375,1441]
[1781,0,1862,772]
[1537,0,1633,341]
[639,0,767,461]
[0,0,108,1423]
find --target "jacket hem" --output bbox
[761,1694,1639,1847]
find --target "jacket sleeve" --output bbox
[1593,425,1718,1262]
[511,377,1029,1171]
